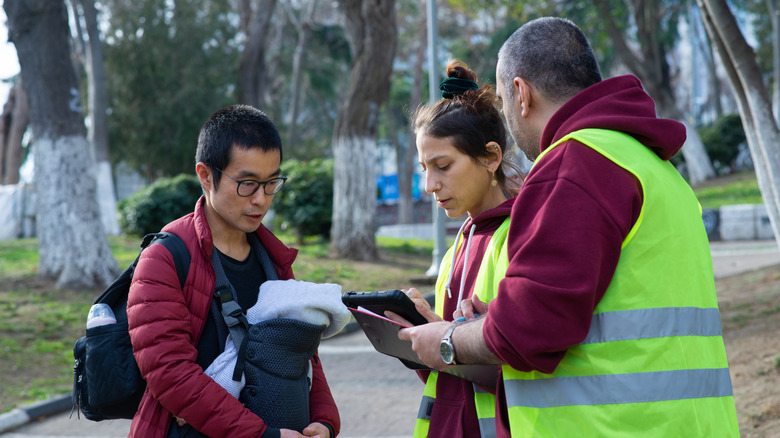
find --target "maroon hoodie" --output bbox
[481,75,686,436]
[424,198,514,438]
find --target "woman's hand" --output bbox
[384,288,442,325]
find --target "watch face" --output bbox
[440,341,454,364]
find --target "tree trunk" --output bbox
[595,0,715,184]
[0,90,6,182]
[238,0,277,108]
[397,5,427,225]
[654,92,714,183]
[697,0,780,246]
[768,0,780,122]
[285,0,318,150]
[1,79,28,185]
[77,0,120,235]
[4,0,119,289]
[704,31,724,118]
[237,0,252,34]
[331,0,397,260]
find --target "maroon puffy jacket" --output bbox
[127,196,340,437]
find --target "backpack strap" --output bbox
[142,232,190,289]
[211,248,251,382]
[210,233,279,382]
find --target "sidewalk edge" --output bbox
[0,394,71,434]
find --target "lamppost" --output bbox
[425,0,446,277]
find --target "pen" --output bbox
[455,313,480,322]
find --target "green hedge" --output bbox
[117,174,202,236]
[273,158,333,242]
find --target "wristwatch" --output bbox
[440,324,459,365]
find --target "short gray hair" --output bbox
[497,17,602,102]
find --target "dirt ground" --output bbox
[717,264,780,437]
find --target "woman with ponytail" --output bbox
[391,61,522,438]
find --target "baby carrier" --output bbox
[168,234,328,437]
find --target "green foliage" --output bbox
[117,174,202,236]
[103,0,239,177]
[698,114,746,173]
[273,159,334,241]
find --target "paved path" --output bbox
[709,240,780,279]
[2,240,779,437]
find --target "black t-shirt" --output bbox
[196,247,267,369]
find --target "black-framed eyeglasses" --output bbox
[214,167,287,197]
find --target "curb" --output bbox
[0,393,71,434]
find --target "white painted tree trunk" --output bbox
[332,136,378,259]
[331,0,396,260]
[5,0,120,289]
[698,0,780,247]
[35,136,119,288]
[77,0,120,236]
[744,86,780,242]
[680,120,717,184]
[95,161,120,235]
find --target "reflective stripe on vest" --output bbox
[583,307,723,344]
[413,372,438,438]
[413,218,510,438]
[506,368,733,408]
[417,395,435,421]
[502,128,739,437]
[474,384,497,438]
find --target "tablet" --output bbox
[341,289,428,326]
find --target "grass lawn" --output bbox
[691,170,762,209]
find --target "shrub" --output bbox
[117,174,202,236]
[273,158,333,242]
[698,114,746,174]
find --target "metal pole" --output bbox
[425,0,446,277]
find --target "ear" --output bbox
[485,142,503,172]
[514,77,532,118]
[196,162,214,191]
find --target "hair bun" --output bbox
[440,77,478,99]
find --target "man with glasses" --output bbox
[126,104,340,438]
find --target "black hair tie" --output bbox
[440,77,478,99]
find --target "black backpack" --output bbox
[72,232,190,421]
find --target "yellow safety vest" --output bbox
[501,128,739,437]
[414,219,510,438]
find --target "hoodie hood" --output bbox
[445,198,515,307]
[462,197,514,233]
[541,75,686,161]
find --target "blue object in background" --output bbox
[377,174,420,202]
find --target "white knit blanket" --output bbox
[205,280,350,398]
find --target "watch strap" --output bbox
[441,323,459,365]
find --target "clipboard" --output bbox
[346,305,499,388]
